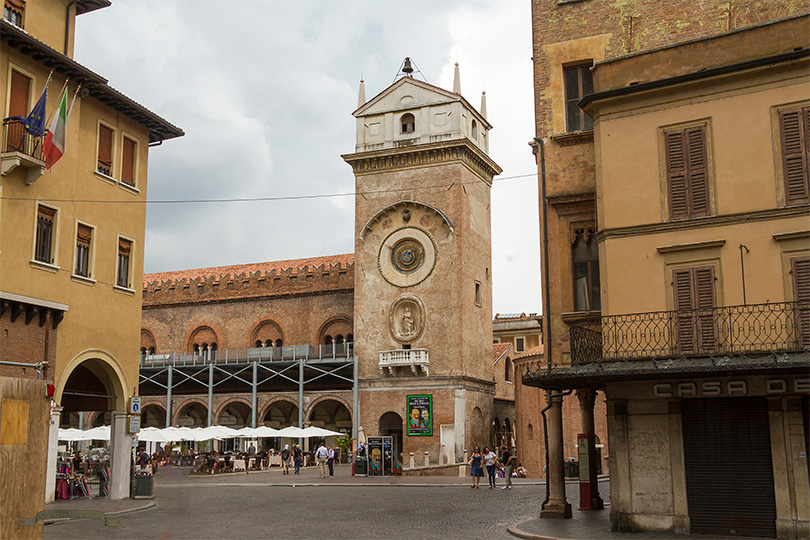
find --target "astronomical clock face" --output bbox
[378,227,437,288]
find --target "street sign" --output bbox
[128,414,141,434]
[129,396,141,415]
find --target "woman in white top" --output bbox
[483,446,498,488]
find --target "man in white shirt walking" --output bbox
[315,442,329,479]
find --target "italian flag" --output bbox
[43,89,74,169]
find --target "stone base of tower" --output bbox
[358,376,494,471]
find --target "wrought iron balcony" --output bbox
[1,117,46,184]
[140,343,354,368]
[570,301,808,366]
[378,348,429,376]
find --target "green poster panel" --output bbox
[406,394,433,436]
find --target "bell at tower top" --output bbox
[351,61,491,155]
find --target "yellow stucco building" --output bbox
[1,0,181,516]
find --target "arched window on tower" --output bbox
[324,335,333,345]
[471,119,478,141]
[275,339,283,348]
[401,113,415,134]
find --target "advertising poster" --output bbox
[406,394,433,436]
[367,436,384,477]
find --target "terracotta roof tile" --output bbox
[515,344,544,359]
[492,343,512,363]
[144,253,354,286]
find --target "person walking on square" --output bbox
[483,446,498,488]
[327,445,335,477]
[293,444,303,474]
[469,446,484,488]
[281,444,291,475]
[500,446,514,489]
[315,442,329,479]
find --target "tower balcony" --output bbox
[378,348,429,376]
[1,117,46,184]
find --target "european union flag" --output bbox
[24,88,47,136]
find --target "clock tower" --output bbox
[343,61,501,465]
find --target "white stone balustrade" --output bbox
[378,348,429,376]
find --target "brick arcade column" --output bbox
[541,393,572,518]
[577,388,604,510]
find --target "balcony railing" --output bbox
[2,117,46,184]
[2,117,45,161]
[570,301,808,366]
[378,348,429,376]
[140,343,354,368]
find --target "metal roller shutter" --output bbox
[681,397,776,537]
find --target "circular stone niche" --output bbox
[388,294,426,343]
[378,227,437,288]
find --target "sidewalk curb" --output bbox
[507,518,575,540]
[43,500,157,526]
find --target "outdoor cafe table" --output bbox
[268,455,282,467]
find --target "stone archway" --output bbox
[307,397,352,433]
[216,399,251,428]
[251,319,285,348]
[142,403,166,428]
[175,400,208,427]
[379,411,403,464]
[261,398,299,428]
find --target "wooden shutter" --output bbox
[694,266,717,353]
[793,256,810,348]
[780,107,810,206]
[118,238,131,254]
[98,125,113,168]
[38,205,56,221]
[121,138,135,186]
[666,130,690,219]
[673,268,696,354]
[76,224,92,247]
[9,70,30,118]
[686,126,709,217]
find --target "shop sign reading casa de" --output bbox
[653,377,810,398]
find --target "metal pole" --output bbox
[207,362,214,427]
[298,358,304,448]
[165,365,173,427]
[352,356,359,442]
[251,361,258,429]
[740,244,749,305]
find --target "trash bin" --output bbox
[355,458,367,476]
[133,469,154,499]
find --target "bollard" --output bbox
[424,452,430,467]
[463,449,468,464]
[409,452,415,469]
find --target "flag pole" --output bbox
[44,77,69,127]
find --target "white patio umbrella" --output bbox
[58,426,110,441]
[357,425,366,445]
[301,426,342,438]
[276,426,306,438]
[161,426,197,441]
[137,427,172,443]
[236,426,281,438]
[193,425,239,441]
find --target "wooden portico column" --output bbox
[577,388,604,510]
[541,392,572,518]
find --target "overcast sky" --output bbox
[74,0,540,315]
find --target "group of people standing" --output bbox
[469,446,515,489]
[315,442,336,478]
[279,444,305,475]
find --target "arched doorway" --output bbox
[308,398,352,454]
[217,401,251,428]
[142,404,166,428]
[379,412,403,465]
[176,401,207,427]
[492,417,502,449]
[262,400,299,428]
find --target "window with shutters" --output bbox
[34,205,56,264]
[778,106,810,206]
[401,113,415,134]
[572,226,600,311]
[792,256,810,349]
[564,63,593,132]
[3,0,24,28]
[74,223,93,278]
[664,124,711,220]
[97,124,114,177]
[116,237,132,289]
[515,337,525,353]
[121,136,136,187]
[672,266,717,355]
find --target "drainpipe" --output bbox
[739,244,749,305]
[534,137,552,374]
[64,1,77,56]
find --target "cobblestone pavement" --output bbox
[44,465,569,540]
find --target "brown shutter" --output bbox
[686,126,709,217]
[666,130,689,219]
[792,256,810,348]
[121,138,135,186]
[694,266,717,353]
[673,268,695,354]
[77,224,92,247]
[118,238,132,254]
[9,70,30,118]
[38,205,56,221]
[98,126,113,168]
[780,107,810,206]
